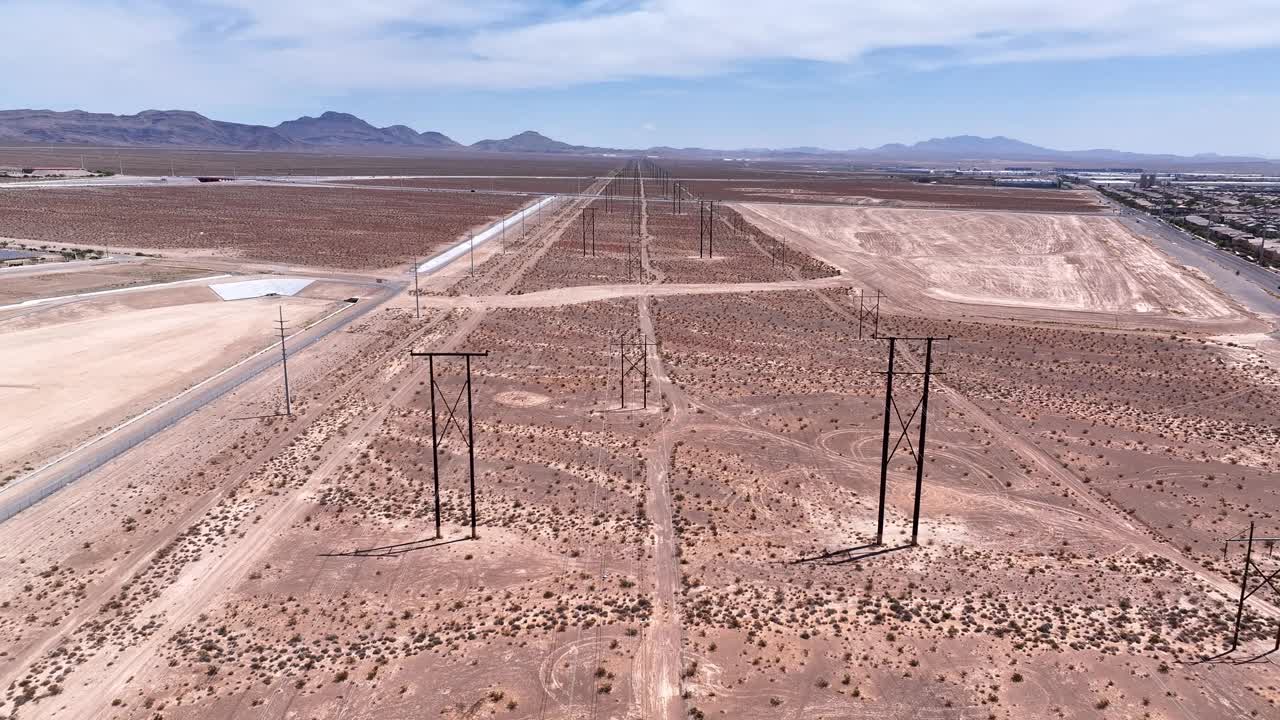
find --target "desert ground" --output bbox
[682,178,1104,213]
[0,278,354,477]
[0,185,531,269]
[0,157,1276,720]
[741,204,1253,330]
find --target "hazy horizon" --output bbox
[4,1,1280,156]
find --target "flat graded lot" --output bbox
[0,262,212,305]
[0,185,527,269]
[741,203,1251,327]
[343,176,591,195]
[0,147,626,178]
[0,287,334,474]
[685,178,1104,212]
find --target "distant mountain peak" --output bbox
[470,130,581,153]
[273,112,458,148]
[0,109,1268,165]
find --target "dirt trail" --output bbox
[634,174,686,720]
[799,284,1280,620]
[921,358,1280,617]
[5,180,611,720]
[415,275,850,310]
[737,202,1260,333]
[0,297,421,699]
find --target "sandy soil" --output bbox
[0,166,1276,720]
[0,288,332,473]
[685,179,1104,213]
[0,186,527,269]
[0,262,211,305]
[741,203,1253,328]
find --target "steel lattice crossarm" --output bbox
[1200,522,1280,664]
[410,350,488,541]
[872,336,950,547]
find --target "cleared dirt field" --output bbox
[685,178,1104,212]
[0,147,625,178]
[646,288,1279,719]
[0,287,333,474]
[741,203,1250,327]
[0,164,1276,720]
[0,262,211,305]
[0,185,527,269]
[345,176,590,195]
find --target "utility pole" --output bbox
[581,208,597,256]
[855,289,883,339]
[469,232,475,274]
[698,200,716,258]
[1206,522,1280,662]
[873,335,947,546]
[276,307,292,416]
[875,338,894,545]
[413,351,488,540]
[618,332,651,409]
[708,200,714,258]
[413,258,421,319]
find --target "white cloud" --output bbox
[3,0,1280,107]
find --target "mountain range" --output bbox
[0,108,1270,166]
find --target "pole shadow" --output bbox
[319,536,470,559]
[229,412,287,422]
[791,542,879,565]
[827,544,913,565]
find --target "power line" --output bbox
[275,306,292,416]
[873,335,947,547]
[412,350,489,540]
[618,331,651,409]
[1199,522,1280,663]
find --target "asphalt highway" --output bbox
[0,279,401,522]
[1112,204,1280,320]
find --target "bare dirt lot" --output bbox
[0,285,335,475]
[741,203,1253,329]
[0,164,1275,720]
[0,147,626,178]
[0,262,212,305]
[344,176,590,195]
[0,185,527,269]
[685,178,1104,213]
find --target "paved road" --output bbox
[1109,204,1280,321]
[0,280,401,522]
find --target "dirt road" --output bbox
[634,174,686,720]
[0,176,613,720]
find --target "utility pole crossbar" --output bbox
[410,350,489,541]
[617,332,651,409]
[872,335,948,547]
[853,289,883,339]
[1202,522,1280,663]
[275,307,292,416]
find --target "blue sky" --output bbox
[4,1,1280,156]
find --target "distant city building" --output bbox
[1138,173,1157,188]
[0,248,42,266]
[994,178,1061,188]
